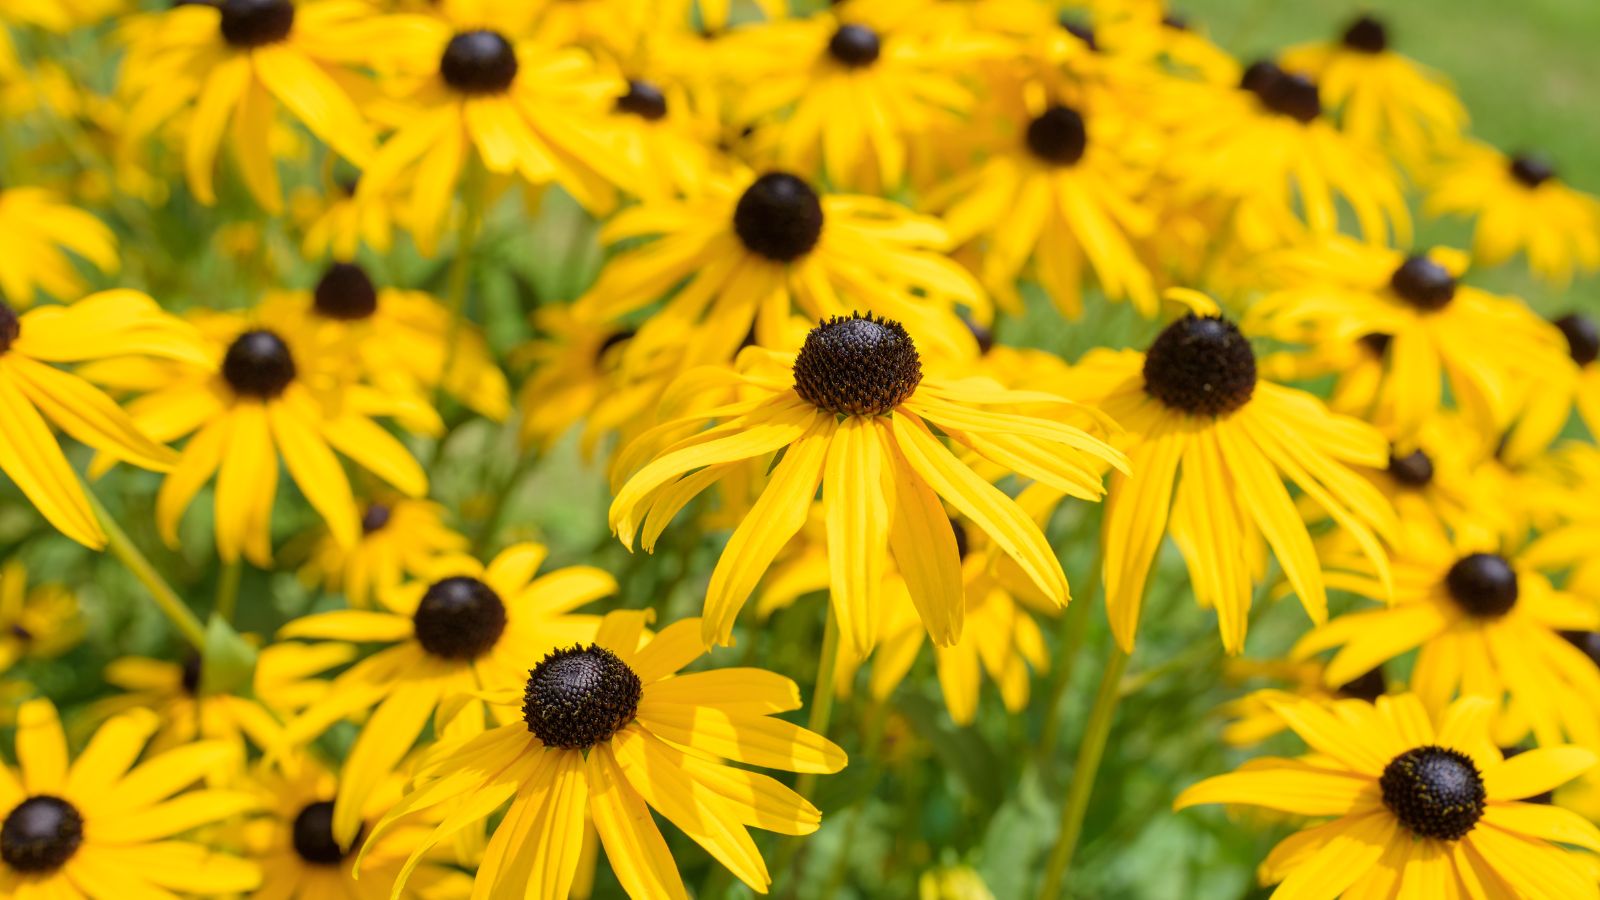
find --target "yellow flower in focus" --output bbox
[1177,693,1600,898]
[0,188,117,306]
[299,497,469,608]
[0,561,82,674]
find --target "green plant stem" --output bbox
[435,159,487,412]
[215,558,241,625]
[775,604,842,896]
[85,487,205,650]
[1036,543,1102,767]
[1038,642,1132,900]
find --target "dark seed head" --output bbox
[360,502,392,534]
[1387,449,1435,487]
[1335,665,1387,702]
[1554,313,1599,367]
[440,30,518,95]
[961,313,994,356]
[1025,105,1088,167]
[0,302,19,354]
[1241,60,1321,123]
[291,801,360,865]
[1161,13,1189,31]
[1,796,84,873]
[219,0,294,48]
[412,576,507,660]
[181,653,202,695]
[522,644,642,749]
[827,24,880,68]
[222,329,297,399]
[313,262,378,321]
[616,80,667,121]
[793,312,922,417]
[1444,553,1518,618]
[1341,15,1388,53]
[1380,746,1485,840]
[1509,153,1555,189]
[8,624,32,643]
[1359,332,1393,358]
[1059,16,1098,50]
[1389,255,1456,311]
[1142,314,1257,417]
[1562,630,1600,668]
[733,172,825,263]
[1239,60,1281,95]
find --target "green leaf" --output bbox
[200,613,258,697]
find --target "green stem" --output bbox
[85,487,205,650]
[1038,642,1131,900]
[215,558,241,625]
[776,604,842,896]
[435,158,487,412]
[1037,519,1104,766]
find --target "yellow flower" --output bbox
[0,699,261,897]
[0,188,117,306]
[289,167,404,262]
[919,864,996,900]
[120,0,383,212]
[611,312,1125,656]
[299,497,469,608]
[1061,290,1396,653]
[77,654,288,758]
[1177,693,1600,898]
[0,561,82,674]
[1503,310,1600,462]
[0,0,121,31]
[276,542,613,847]
[1217,658,1387,747]
[359,609,847,898]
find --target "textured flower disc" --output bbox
[616,80,668,121]
[1387,449,1435,487]
[1,796,84,873]
[222,329,298,399]
[828,24,881,68]
[1026,105,1088,166]
[1555,313,1599,366]
[522,644,642,749]
[1510,153,1555,188]
[1444,553,1519,618]
[291,801,360,865]
[219,0,294,48]
[441,30,519,95]
[733,172,825,262]
[1389,256,1457,311]
[0,301,18,354]
[1335,665,1387,702]
[411,576,508,660]
[1341,15,1388,53]
[793,312,923,416]
[313,262,378,321]
[1142,314,1257,417]
[1379,746,1486,840]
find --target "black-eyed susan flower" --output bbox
[0,188,117,306]
[78,654,288,758]
[0,699,261,897]
[0,561,82,674]
[1504,310,1600,461]
[576,169,987,370]
[1177,693,1600,898]
[298,497,469,609]
[608,71,720,200]
[1061,290,1395,653]
[1248,239,1569,448]
[360,609,847,898]
[290,167,403,262]
[611,312,1126,656]
[95,306,428,565]
[1295,516,1600,749]
[1218,658,1387,746]
[0,292,205,549]
[1425,140,1600,285]
[277,542,613,846]
[1280,14,1467,164]
[120,0,383,212]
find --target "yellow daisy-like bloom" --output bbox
[1295,516,1600,749]
[0,699,261,897]
[299,497,469,608]
[277,542,613,846]
[1525,443,1600,598]
[360,609,847,899]
[290,168,403,262]
[101,307,428,566]
[1062,290,1396,654]
[0,561,82,674]
[0,0,120,31]
[77,654,288,758]
[1247,239,1568,448]
[358,0,640,253]
[924,97,1155,317]
[1217,658,1388,747]
[1503,309,1600,462]
[0,188,117,306]
[120,0,381,212]
[239,749,472,899]
[576,169,987,370]
[0,292,204,549]
[1177,693,1600,898]
[611,312,1125,656]
[1280,14,1467,164]
[1425,140,1600,285]
[607,71,721,200]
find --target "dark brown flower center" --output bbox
[222,329,297,399]
[733,172,825,263]
[1389,255,1456,311]
[1509,153,1555,188]
[1142,314,1257,417]
[828,24,880,68]
[412,576,507,660]
[1241,60,1321,123]
[522,644,642,749]
[291,801,361,865]
[793,313,922,416]
[1380,746,1485,840]
[360,502,392,534]
[219,0,294,48]
[441,30,518,95]
[1,796,83,873]
[1387,449,1434,487]
[0,302,18,355]
[1026,105,1087,166]
[1554,313,1599,367]
[313,263,378,321]
[1444,553,1518,618]
[1341,15,1388,53]
[616,80,667,121]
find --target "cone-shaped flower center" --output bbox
[828,24,880,68]
[793,313,922,416]
[616,80,667,120]
[219,0,294,48]
[1026,105,1088,166]
[522,645,642,749]
[1142,314,1257,417]
[361,502,392,534]
[0,301,19,354]
[1389,256,1456,311]
[1335,666,1386,702]
[1241,61,1321,123]
[181,653,202,695]
[313,263,378,321]
[1509,153,1555,188]
[1555,313,1599,366]
[733,172,825,262]
[1387,449,1434,487]
[441,30,518,95]
[1445,553,1518,618]
[1380,746,1485,840]
[222,329,297,399]
[412,576,507,660]
[1341,15,1388,53]
[292,801,358,865]
[1,796,84,873]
